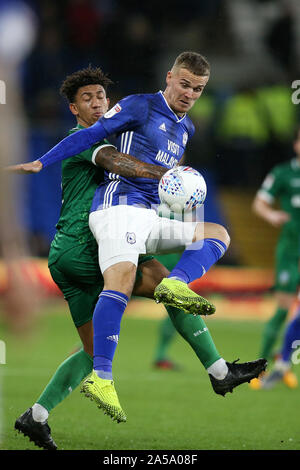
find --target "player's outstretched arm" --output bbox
[37,121,107,169]
[95,147,167,180]
[4,160,42,174]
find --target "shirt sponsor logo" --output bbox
[155,150,177,168]
[291,194,300,207]
[104,103,122,119]
[290,179,300,187]
[167,139,180,156]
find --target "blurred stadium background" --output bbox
[1,0,300,451]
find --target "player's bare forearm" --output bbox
[3,160,43,174]
[252,196,290,227]
[95,147,167,179]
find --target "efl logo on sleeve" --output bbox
[0,80,6,104]
[104,103,122,119]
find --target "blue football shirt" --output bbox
[90,91,195,211]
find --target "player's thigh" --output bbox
[51,243,103,286]
[89,206,157,273]
[49,246,103,328]
[146,216,197,254]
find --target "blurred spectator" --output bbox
[65,0,102,49]
[215,85,269,187]
[23,25,66,117]
[265,1,296,77]
[256,82,298,174]
[187,91,216,169]
[102,12,158,93]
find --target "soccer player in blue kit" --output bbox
[34,52,267,421]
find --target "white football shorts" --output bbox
[89,205,197,273]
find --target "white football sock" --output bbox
[206,358,228,380]
[32,403,49,423]
[274,359,290,373]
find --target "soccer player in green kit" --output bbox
[12,66,227,449]
[249,127,300,389]
[152,253,181,369]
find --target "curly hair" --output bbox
[60,65,113,102]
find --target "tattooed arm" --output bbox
[4,147,168,180]
[95,146,167,180]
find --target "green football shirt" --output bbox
[48,124,114,265]
[257,157,300,235]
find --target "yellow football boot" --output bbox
[249,377,263,390]
[283,370,298,389]
[154,278,215,316]
[248,371,267,390]
[81,370,126,423]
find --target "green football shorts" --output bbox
[154,253,182,273]
[274,234,300,293]
[49,243,154,328]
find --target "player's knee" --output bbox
[103,261,136,297]
[194,222,230,248]
[212,223,230,248]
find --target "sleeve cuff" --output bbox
[92,144,116,166]
[256,189,274,204]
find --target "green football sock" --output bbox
[154,315,177,362]
[165,305,221,369]
[260,307,289,360]
[37,349,93,412]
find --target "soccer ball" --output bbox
[158,166,207,213]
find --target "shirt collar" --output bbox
[158,91,187,123]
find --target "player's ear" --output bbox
[69,102,78,116]
[106,97,110,109]
[166,71,172,86]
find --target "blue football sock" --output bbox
[168,238,227,284]
[281,310,300,363]
[92,290,128,380]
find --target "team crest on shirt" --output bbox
[126,232,136,244]
[182,132,188,146]
[104,103,122,119]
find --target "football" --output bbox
[158,166,207,213]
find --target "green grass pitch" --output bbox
[1,300,300,450]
